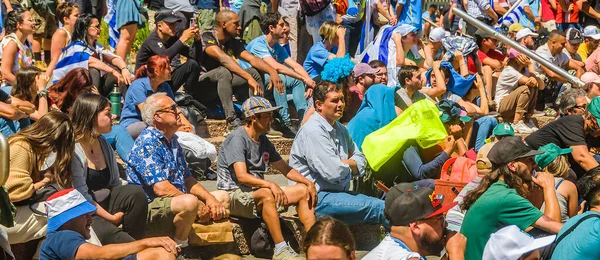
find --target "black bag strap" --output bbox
[554,213,600,245]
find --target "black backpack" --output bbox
[540,213,600,259]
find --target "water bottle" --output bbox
[110,85,121,119]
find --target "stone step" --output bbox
[206,136,294,157]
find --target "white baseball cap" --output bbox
[516,28,539,41]
[397,24,419,37]
[429,28,450,43]
[583,26,600,40]
[483,225,556,260]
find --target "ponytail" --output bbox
[134,65,148,79]
[133,55,170,80]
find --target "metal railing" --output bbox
[0,133,8,186]
[452,7,585,88]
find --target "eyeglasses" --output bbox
[155,104,179,118]
[90,24,101,30]
[570,105,587,111]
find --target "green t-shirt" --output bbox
[460,180,544,260]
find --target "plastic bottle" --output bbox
[110,85,121,118]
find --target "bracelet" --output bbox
[37,90,48,97]
[119,66,127,71]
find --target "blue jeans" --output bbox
[0,117,29,137]
[102,124,134,161]
[316,191,388,227]
[471,116,498,152]
[265,74,308,123]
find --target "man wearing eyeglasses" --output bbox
[525,96,600,179]
[126,93,229,254]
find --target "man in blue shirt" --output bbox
[127,93,229,252]
[41,188,178,260]
[245,12,316,136]
[289,81,387,226]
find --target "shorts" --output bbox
[146,197,175,237]
[30,8,57,38]
[228,189,285,219]
[197,9,217,32]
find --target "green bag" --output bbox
[362,99,447,171]
[0,187,15,228]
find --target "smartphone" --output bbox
[190,14,197,28]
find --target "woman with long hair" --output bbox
[0,8,34,88]
[120,55,194,139]
[3,111,74,245]
[45,2,80,80]
[70,93,147,244]
[303,216,356,260]
[303,21,347,80]
[11,66,49,121]
[53,14,131,96]
[48,67,95,113]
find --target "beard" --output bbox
[418,227,448,256]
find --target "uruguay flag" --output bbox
[104,0,119,51]
[496,0,527,27]
[354,0,375,57]
[52,41,94,84]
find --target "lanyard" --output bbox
[388,235,427,260]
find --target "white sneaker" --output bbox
[525,119,539,131]
[273,245,303,260]
[512,120,534,134]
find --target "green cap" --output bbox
[588,97,600,122]
[535,143,573,169]
[492,123,515,137]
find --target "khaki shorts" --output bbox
[146,197,175,237]
[228,189,285,219]
[30,8,57,38]
[197,9,217,32]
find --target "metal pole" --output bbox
[452,7,585,88]
[423,17,440,28]
[0,133,8,186]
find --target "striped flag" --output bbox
[354,0,375,57]
[499,5,525,27]
[104,0,119,51]
[52,41,94,84]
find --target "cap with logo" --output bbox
[566,28,583,45]
[482,225,556,260]
[353,63,379,78]
[384,183,458,226]
[583,25,600,40]
[535,143,573,169]
[516,28,539,41]
[586,96,600,123]
[155,9,182,23]
[476,142,496,174]
[242,96,282,118]
[487,136,543,168]
[437,100,472,124]
[492,122,515,137]
[429,28,451,43]
[45,188,97,232]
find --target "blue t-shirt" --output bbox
[552,211,600,260]
[239,35,290,69]
[303,41,332,79]
[119,77,174,129]
[40,230,86,260]
[197,0,219,9]
[398,0,423,32]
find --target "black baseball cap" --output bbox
[385,183,458,226]
[155,9,181,23]
[487,136,543,169]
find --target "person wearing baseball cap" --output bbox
[525,96,600,178]
[216,96,317,260]
[515,28,538,50]
[341,63,379,122]
[40,188,179,260]
[582,72,600,100]
[460,136,564,260]
[424,28,449,67]
[564,28,586,69]
[364,183,466,260]
[579,26,600,62]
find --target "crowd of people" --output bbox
[0,0,600,259]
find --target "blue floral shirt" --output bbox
[126,127,191,202]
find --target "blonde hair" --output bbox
[543,155,571,178]
[319,21,341,43]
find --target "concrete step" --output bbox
[205,136,294,158]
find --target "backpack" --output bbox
[174,92,207,129]
[439,157,478,183]
[300,0,331,17]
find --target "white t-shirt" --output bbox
[495,66,525,105]
[532,44,570,75]
[362,236,422,260]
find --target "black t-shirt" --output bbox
[135,31,201,71]
[200,30,246,73]
[582,0,600,28]
[524,115,587,149]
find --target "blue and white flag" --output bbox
[354,0,375,57]
[104,0,119,51]
[499,5,525,27]
[52,41,94,84]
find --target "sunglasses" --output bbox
[155,104,179,118]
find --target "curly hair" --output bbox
[461,165,529,211]
[321,55,355,83]
[303,216,355,259]
[4,8,28,35]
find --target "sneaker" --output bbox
[280,122,298,138]
[267,128,284,138]
[525,119,539,131]
[224,118,242,136]
[512,120,534,134]
[544,107,557,117]
[273,245,304,260]
[34,61,48,72]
